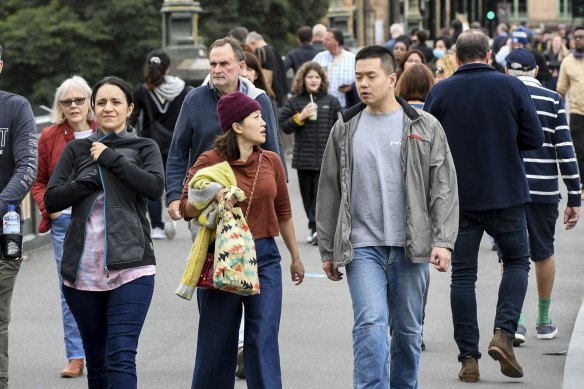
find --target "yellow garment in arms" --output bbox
[175,161,244,300]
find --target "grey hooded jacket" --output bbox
[316,98,459,267]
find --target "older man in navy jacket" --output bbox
[425,29,544,382]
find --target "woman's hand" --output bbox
[290,258,305,285]
[215,188,237,210]
[90,142,108,161]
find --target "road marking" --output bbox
[304,273,326,278]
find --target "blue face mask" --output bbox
[433,49,445,58]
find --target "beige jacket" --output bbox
[316,98,459,267]
[557,54,584,116]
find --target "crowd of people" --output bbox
[0,15,583,389]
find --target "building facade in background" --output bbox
[327,0,582,47]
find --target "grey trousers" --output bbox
[0,259,22,389]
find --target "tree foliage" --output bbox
[0,0,329,107]
[0,0,161,106]
[199,0,329,53]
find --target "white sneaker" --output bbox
[151,227,166,240]
[306,231,317,243]
[164,221,176,240]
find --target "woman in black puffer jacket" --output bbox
[279,61,340,244]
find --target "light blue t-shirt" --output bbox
[350,108,406,248]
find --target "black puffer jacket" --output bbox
[279,92,340,170]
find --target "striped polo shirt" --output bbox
[519,76,581,207]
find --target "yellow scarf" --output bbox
[175,161,244,300]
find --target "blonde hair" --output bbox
[438,54,458,78]
[51,75,94,124]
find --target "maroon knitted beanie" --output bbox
[217,91,262,132]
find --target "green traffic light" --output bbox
[487,11,495,20]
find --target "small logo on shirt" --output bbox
[408,134,427,142]
[390,139,402,146]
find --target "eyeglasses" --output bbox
[574,35,584,41]
[435,66,445,74]
[60,97,86,107]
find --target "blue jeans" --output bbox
[192,238,282,389]
[63,275,155,389]
[51,213,85,360]
[147,198,164,229]
[346,246,428,389]
[450,205,530,361]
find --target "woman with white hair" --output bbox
[31,75,97,379]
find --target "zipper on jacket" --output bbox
[74,193,101,286]
[97,164,109,277]
[97,131,112,277]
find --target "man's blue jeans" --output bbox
[346,246,428,389]
[63,275,154,389]
[450,205,530,361]
[51,213,85,360]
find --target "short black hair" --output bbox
[416,29,429,43]
[394,34,412,48]
[451,19,463,33]
[91,76,133,109]
[297,26,312,44]
[328,28,344,46]
[456,29,490,64]
[355,45,395,74]
[434,36,452,49]
[0,43,3,60]
[574,26,584,34]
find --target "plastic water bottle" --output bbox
[2,205,20,234]
[3,205,20,257]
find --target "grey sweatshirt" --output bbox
[0,91,38,219]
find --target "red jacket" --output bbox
[31,121,97,233]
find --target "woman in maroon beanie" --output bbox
[179,91,305,389]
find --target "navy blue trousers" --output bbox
[63,275,154,389]
[450,205,530,361]
[191,237,283,389]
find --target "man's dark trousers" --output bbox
[450,205,530,361]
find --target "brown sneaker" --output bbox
[488,328,524,378]
[458,356,480,383]
[61,358,84,378]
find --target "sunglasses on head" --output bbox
[435,66,445,74]
[60,97,86,107]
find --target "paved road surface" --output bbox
[8,166,583,388]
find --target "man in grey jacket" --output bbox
[316,45,458,389]
[0,42,38,389]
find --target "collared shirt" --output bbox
[313,49,356,109]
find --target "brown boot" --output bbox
[458,356,480,383]
[61,358,84,378]
[488,328,524,378]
